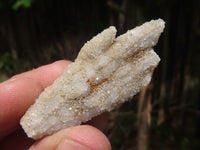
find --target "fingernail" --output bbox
[57,139,90,150]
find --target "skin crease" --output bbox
[0,60,111,150]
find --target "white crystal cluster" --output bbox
[20,19,165,140]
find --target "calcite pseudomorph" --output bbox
[20,19,165,139]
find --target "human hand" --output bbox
[0,60,111,150]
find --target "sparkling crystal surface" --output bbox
[20,19,165,139]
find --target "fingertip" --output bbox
[62,125,111,150]
[0,77,43,132]
[11,60,72,88]
[29,125,111,150]
[36,60,72,88]
[52,60,72,67]
[0,60,73,138]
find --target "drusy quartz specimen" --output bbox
[20,19,165,139]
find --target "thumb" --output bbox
[29,125,111,150]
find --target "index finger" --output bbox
[0,60,72,137]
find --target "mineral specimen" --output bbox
[20,19,165,140]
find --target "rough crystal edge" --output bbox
[20,19,165,140]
